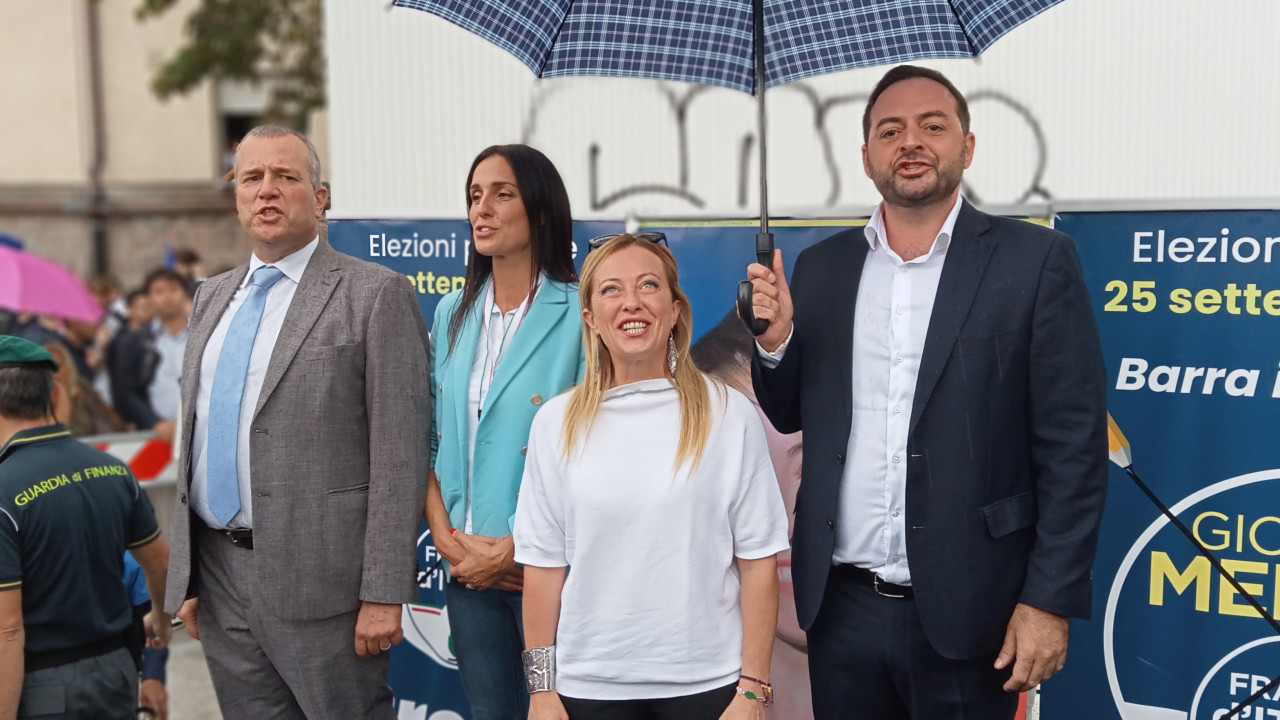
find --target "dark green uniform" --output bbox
[0,423,160,719]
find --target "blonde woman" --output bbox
[514,235,789,720]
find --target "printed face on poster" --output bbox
[640,221,864,720]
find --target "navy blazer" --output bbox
[753,201,1108,660]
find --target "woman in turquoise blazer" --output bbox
[425,144,584,720]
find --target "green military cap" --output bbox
[0,335,59,371]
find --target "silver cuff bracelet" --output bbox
[522,645,555,693]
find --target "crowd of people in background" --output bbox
[0,248,213,442]
[0,254,213,720]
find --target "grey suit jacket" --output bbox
[164,240,431,621]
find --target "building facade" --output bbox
[0,0,328,287]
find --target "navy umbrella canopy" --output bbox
[394,0,1064,332]
[395,0,1060,92]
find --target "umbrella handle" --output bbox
[737,231,775,337]
[737,280,769,336]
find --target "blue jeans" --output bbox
[445,579,528,720]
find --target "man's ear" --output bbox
[314,184,330,218]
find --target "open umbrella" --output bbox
[393,0,1064,333]
[0,243,103,323]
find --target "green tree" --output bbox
[136,0,324,124]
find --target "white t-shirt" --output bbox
[514,377,790,701]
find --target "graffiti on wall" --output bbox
[521,77,1053,215]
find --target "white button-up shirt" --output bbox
[759,196,963,584]
[189,237,319,530]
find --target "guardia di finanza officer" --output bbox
[0,335,171,719]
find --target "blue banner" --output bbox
[329,219,623,326]
[1045,211,1280,720]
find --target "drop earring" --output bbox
[667,333,677,376]
[593,334,601,383]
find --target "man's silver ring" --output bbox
[379,643,391,651]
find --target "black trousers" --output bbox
[560,683,737,720]
[807,565,1019,720]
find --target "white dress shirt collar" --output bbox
[863,194,965,258]
[243,236,320,288]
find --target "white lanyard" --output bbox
[478,278,539,419]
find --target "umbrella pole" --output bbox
[737,0,773,336]
[753,0,770,243]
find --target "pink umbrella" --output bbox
[0,243,103,323]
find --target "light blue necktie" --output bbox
[207,266,285,526]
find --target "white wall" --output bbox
[325,0,1280,220]
[98,0,218,183]
[0,1,87,184]
[0,0,222,185]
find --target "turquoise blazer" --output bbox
[430,278,585,537]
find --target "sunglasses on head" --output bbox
[586,231,668,252]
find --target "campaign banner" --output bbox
[1045,211,1280,720]
[329,219,623,326]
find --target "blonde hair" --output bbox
[561,235,719,470]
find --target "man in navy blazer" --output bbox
[748,65,1108,719]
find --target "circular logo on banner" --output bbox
[403,601,457,670]
[1105,469,1280,719]
[390,529,469,718]
[401,529,458,670]
[1189,637,1280,719]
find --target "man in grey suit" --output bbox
[164,125,431,718]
